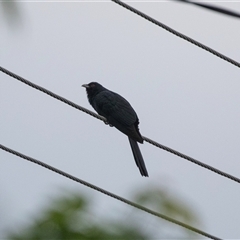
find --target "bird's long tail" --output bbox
[128,137,148,177]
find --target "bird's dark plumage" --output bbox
[82,82,148,177]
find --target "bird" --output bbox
[82,82,148,177]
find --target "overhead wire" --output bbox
[143,136,240,184]
[174,0,240,19]
[110,0,240,69]
[0,66,106,122]
[1,65,240,185]
[0,143,222,240]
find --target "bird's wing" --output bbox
[93,90,137,126]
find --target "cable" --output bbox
[110,0,240,69]
[143,136,240,184]
[174,0,240,19]
[0,66,106,123]
[0,143,222,240]
[1,65,240,185]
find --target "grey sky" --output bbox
[1,1,240,239]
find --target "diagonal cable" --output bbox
[143,136,240,184]
[0,143,222,240]
[1,65,240,185]
[0,66,106,122]
[110,0,240,69]
[174,0,240,19]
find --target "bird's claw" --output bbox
[104,121,113,127]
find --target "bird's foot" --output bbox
[104,121,113,127]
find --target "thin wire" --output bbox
[143,136,240,184]
[0,66,106,123]
[110,0,240,69]
[0,143,222,240]
[174,0,240,19]
[1,65,240,185]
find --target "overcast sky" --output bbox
[1,1,240,239]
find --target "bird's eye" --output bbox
[89,83,95,88]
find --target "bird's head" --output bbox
[82,82,105,97]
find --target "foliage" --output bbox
[6,187,200,240]
[134,187,200,237]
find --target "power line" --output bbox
[110,0,240,69]
[143,136,240,184]
[0,66,106,122]
[0,143,222,240]
[1,65,240,185]
[174,0,240,19]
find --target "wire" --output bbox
[110,0,240,69]
[0,66,106,123]
[1,65,240,185]
[174,0,240,19]
[0,143,222,240]
[143,137,240,184]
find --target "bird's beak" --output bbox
[82,84,89,88]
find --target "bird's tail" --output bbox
[128,137,149,177]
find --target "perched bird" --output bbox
[82,82,148,177]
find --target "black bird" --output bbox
[82,82,148,177]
